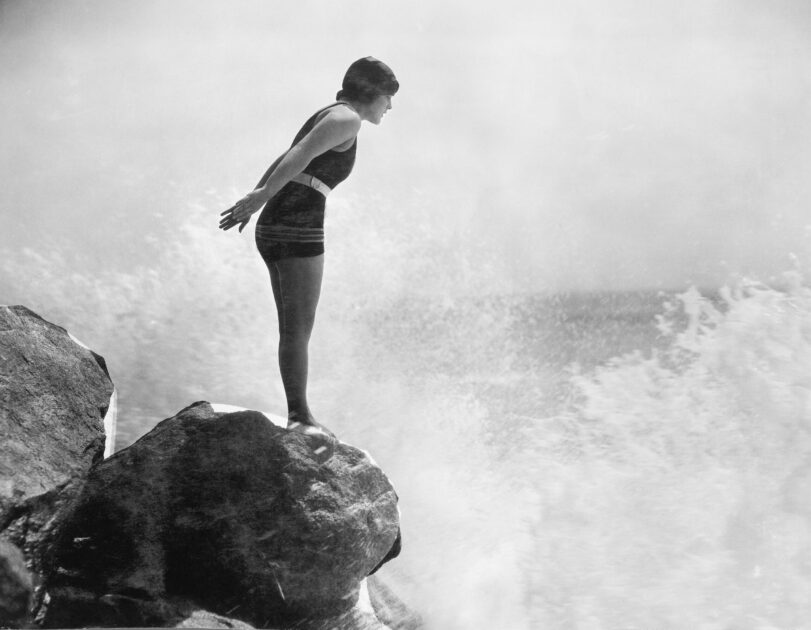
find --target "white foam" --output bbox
[103,389,117,458]
[356,578,374,614]
[66,331,90,351]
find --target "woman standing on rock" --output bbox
[219,57,399,437]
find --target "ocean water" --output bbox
[2,203,810,629]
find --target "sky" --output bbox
[1,0,811,292]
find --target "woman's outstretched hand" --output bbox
[219,190,265,232]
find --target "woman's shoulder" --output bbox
[292,103,360,148]
[312,102,361,128]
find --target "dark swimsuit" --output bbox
[255,103,357,263]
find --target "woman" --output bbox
[219,57,399,437]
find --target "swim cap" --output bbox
[336,57,400,102]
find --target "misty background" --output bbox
[2,0,810,294]
[3,1,811,628]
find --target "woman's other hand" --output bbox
[219,190,265,232]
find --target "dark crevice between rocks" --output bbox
[82,436,106,466]
[0,504,28,536]
[1,479,73,535]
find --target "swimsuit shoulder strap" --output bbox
[307,102,357,128]
[254,104,356,189]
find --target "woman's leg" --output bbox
[269,254,324,425]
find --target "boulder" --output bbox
[0,305,116,619]
[44,401,401,628]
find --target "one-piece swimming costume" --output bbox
[255,103,357,263]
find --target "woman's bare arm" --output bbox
[220,107,361,232]
[254,153,285,190]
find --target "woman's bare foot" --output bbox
[287,411,337,463]
[287,411,336,439]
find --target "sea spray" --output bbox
[516,274,811,629]
[3,199,810,627]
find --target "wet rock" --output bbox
[45,401,401,628]
[0,305,116,618]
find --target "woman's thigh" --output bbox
[271,255,324,333]
[268,264,283,329]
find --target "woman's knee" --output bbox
[279,324,314,346]
[278,302,317,335]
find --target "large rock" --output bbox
[44,401,401,628]
[0,305,116,620]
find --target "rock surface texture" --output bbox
[44,401,402,628]
[0,305,115,623]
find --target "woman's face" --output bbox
[367,94,393,125]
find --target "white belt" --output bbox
[291,172,332,197]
